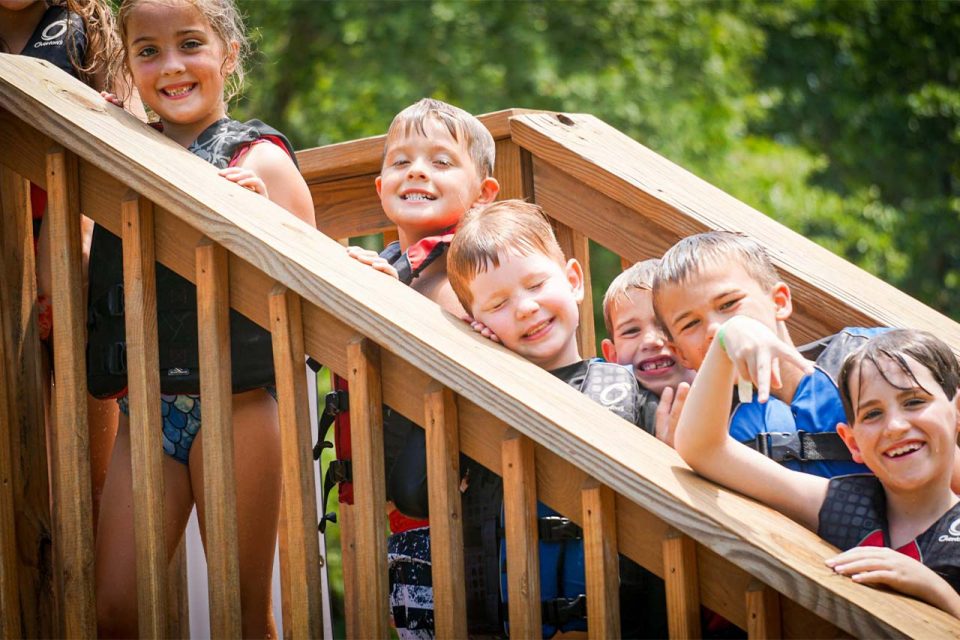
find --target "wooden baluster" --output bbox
[346,337,389,638]
[424,383,467,638]
[338,502,360,638]
[0,166,48,639]
[501,429,541,636]
[45,145,95,637]
[166,540,190,639]
[120,193,168,637]
[0,171,25,638]
[662,529,701,639]
[581,479,619,639]
[746,580,781,639]
[552,222,595,358]
[269,285,324,638]
[195,239,242,637]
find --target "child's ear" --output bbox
[223,40,240,75]
[565,258,585,303]
[601,338,618,364]
[375,175,383,198]
[836,422,864,464]
[772,281,793,322]
[475,177,499,206]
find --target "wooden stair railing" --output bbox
[2,54,959,640]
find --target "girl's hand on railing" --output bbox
[826,546,960,618]
[100,90,123,108]
[462,315,500,343]
[218,167,268,198]
[714,316,813,403]
[345,245,399,279]
[654,381,689,448]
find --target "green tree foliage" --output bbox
[233,0,958,316]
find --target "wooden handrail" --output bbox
[2,53,959,638]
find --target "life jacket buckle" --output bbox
[106,283,125,316]
[537,515,582,542]
[107,342,127,375]
[757,431,804,462]
[542,594,587,627]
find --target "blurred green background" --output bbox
[229,0,959,633]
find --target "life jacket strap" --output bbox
[542,595,587,628]
[740,430,852,462]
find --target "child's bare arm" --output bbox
[234,142,315,227]
[827,547,960,617]
[674,316,826,529]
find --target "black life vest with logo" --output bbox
[19,5,84,77]
[86,118,297,397]
[818,473,960,593]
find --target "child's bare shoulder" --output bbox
[415,274,466,317]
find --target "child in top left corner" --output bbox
[0,0,142,533]
[90,0,315,637]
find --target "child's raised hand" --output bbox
[826,546,960,616]
[345,245,400,279]
[654,382,690,448]
[714,315,813,403]
[219,167,268,197]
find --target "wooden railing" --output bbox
[2,53,959,639]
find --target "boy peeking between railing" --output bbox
[448,199,668,637]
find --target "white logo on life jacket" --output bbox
[599,382,631,407]
[41,20,68,42]
[949,517,960,537]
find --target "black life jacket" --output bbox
[312,232,454,530]
[86,118,298,397]
[19,5,85,78]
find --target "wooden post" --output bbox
[424,383,467,638]
[581,479,620,639]
[501,429,540,636]
[120,193,168,637]
[662,530,701,639]
[269,285,324,638]
[338,502,360,639]
[0,165,52,639]
[166,540,190,639]
[746,580,781,640]
[552,222,595,358]
[346,338,389,638]
[45,145,96,638]
[195,239,242,637]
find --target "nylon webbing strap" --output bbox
[740,430,853,462]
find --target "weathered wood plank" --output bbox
[338,502,360,639]
[424,383,467,639]
[45,145,95,638]
[581,480,619,639]
[501,429,541,636]
[747,581,782,640]
[269,286,323,638]
[120,193,167,637]
[663,530,701,639]
[195,239,242,637]
[494,139,532,201]
[346,338,389,638]
[310,174,385,240]
[552,220,596,358]
[512,112,960,349]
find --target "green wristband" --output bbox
[716,323,728,353]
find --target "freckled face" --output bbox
[124,0,234,142]
[469,251,584,371]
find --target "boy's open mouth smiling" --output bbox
[401,190,436,201]
[884,441,924,458]
[637,355,675,375]
[522,318,552,341]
